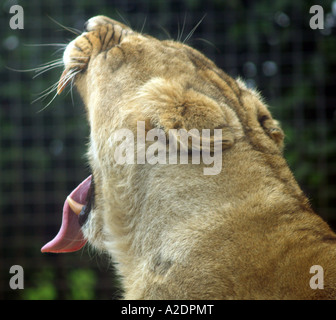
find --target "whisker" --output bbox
[116,10,132,28]
[7,63,58,73]
[23,43,67,47]
[193,38,221,53]
[34,59,64,68]
[66,26,82,35]
[156,24,172,40]
[47,15,81,35]
[52,47,67,56]
[32,84,58,104]
[35,70,81,113]
[33,66,63,79]
[177,19,181,43]
[7,58,64,74]
[183,14,207,44]
[31,59,84,79]
[35,58,63,66]
[33,69,81,112]
[36,91,59,113]
[32,81,60,103]
[32,81,60,97]
[32,62,64,78]
[140,16,147,34]
[178,14,187,43]
[70,76,76,106]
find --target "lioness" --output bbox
[42,16,336,299]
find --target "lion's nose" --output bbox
[84,16,133,33]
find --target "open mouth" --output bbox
[41,175,94,253]
[42,22,99,253]
[42,17,130,253]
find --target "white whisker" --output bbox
[24,43,67,47]
[183,14,207,44]
[32,62,64,79]
[32,81,60,97]
[70,76,76,106]
[33,68,81,112]
[22,29,87,112]
[116,10,132,28]
[178,14,187,43]
[140,16,147,34]
[8,58,64,74]
[193,38,221,53]
[36,90,59,113]
[52,47,67,56]
[47,15,81,35]
[156,24,172,40]
[32,83,59,103]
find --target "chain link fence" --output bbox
[1,0,335,299]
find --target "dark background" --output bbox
[1,0,335,299]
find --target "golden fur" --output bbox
[60,16,336,299]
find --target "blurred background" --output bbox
[1,0,335,299]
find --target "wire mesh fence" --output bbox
[1,0,335,299]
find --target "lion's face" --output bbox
[57,15,285,255]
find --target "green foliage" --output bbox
[66,269,97,300]
[22,268,97,300]
[1,0,335,300]
[223,0,336,217]
[22,269,57,300]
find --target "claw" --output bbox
[67,196,84,215]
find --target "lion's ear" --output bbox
[135,77,235,152]
[258,114,284,150]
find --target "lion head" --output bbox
[42,16,334,300]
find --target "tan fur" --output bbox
[62,16,336,299]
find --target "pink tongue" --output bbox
[41,175,92,253]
